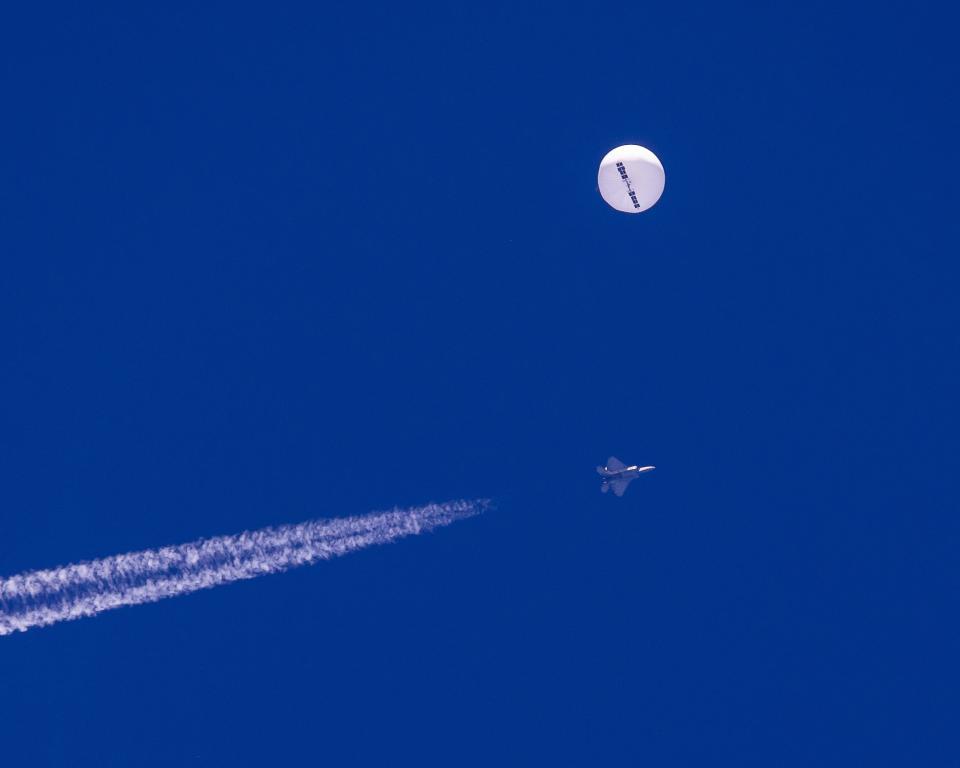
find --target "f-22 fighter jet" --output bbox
[597,456,655,497]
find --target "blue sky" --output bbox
[1,2,957,765]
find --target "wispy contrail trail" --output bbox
[0,499,486,636]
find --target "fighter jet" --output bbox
[597,456,655,496]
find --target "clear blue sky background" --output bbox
[1,2,957,765]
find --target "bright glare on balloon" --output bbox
[597,145,665,213]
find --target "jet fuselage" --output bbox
[596,457,655,496]
[596,464,656,479]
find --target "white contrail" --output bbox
[0,499,486,636]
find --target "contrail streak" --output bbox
[0,499,486,636]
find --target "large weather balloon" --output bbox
[597,145,665,213]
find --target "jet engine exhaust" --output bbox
[0,500,487,637]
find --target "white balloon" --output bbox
[597,145,665,213]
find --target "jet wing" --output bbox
[606,456,626,471]
[609,478,632,497]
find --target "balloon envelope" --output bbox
[597,145,665,213]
